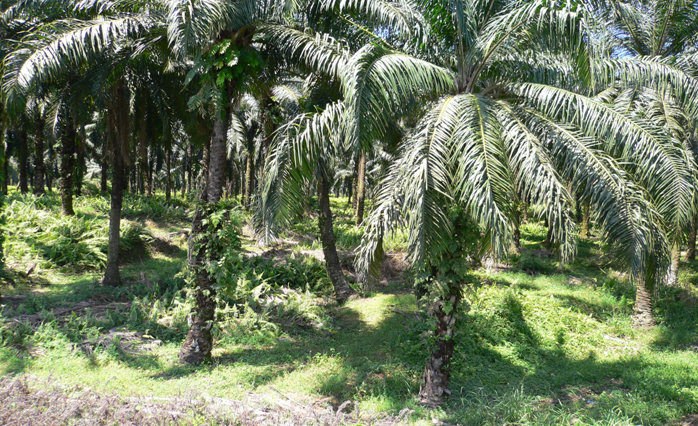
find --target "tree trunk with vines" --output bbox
[419,284,460,406]
[179,116,228,365]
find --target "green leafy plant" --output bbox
[186,39,265,115]
[3,196,152,271]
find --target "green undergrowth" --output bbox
[282,197,409,252]
[1,195,698,425]
[1,190,192,271]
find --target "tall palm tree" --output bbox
[170,0,417,361]
[254,0,430,301]
[164,0,298,365]
[587,0,698,282]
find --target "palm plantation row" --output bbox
[1,0,698,406]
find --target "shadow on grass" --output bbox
[108,349,166,372]
[4,257,186,318]
[440,284,698,425]
[554,294,620,321]
[651,285,698,350]
[0,348,28,375]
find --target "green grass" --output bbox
[2,193,698,425]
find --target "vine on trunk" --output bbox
[179,199,242,365]
[415,206,480,406]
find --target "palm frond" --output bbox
[320,0,426,43]
[527,108,669,284]
[165,0,236,57]
[262,25,349,80]
[517,82,694,240]
[3,16,151,109]
[254,101,345,244]
[342,43,455,152]
[498,104,576,260]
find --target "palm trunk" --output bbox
[351,158,359,212]
[45,147,53,192]
[181,148,187,198]
[103,79,130,287]
[244,139,255,208]
[419,284,460,406]
[685,218,696,262]
[0,137,6,195]
[137,114,150,197]
[543,223,553,248]
[18,130,28,194]
[179,116,228,365]
[318,174,357,303]
[33,118,45,196]
[575,192,582,223]
[667,246,680,287]
[2,146,8,194]
[632,275,656,328]
[126,164,132,194]
[148,155,155,195]
[103,160,125,286]
[579,202,590,239]
[187,142,193,194]
[245,148,254,209]
[74,127,86,196]
[522,202,528,223]
[200,139,210,192]
[165,146,171,201]
[355,150,366,226]
[60,120,76,216]
[100,135,108,193]
[513,221,521,254]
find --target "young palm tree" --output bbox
[254,0,431,302]
[332,0,696,404]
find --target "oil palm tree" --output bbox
[319,0,696,404]
[164,0,303,365]
[1,0,180,286]
[168,0,420,362]
[587,0,698,281]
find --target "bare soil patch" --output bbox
[0,375,414,426]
